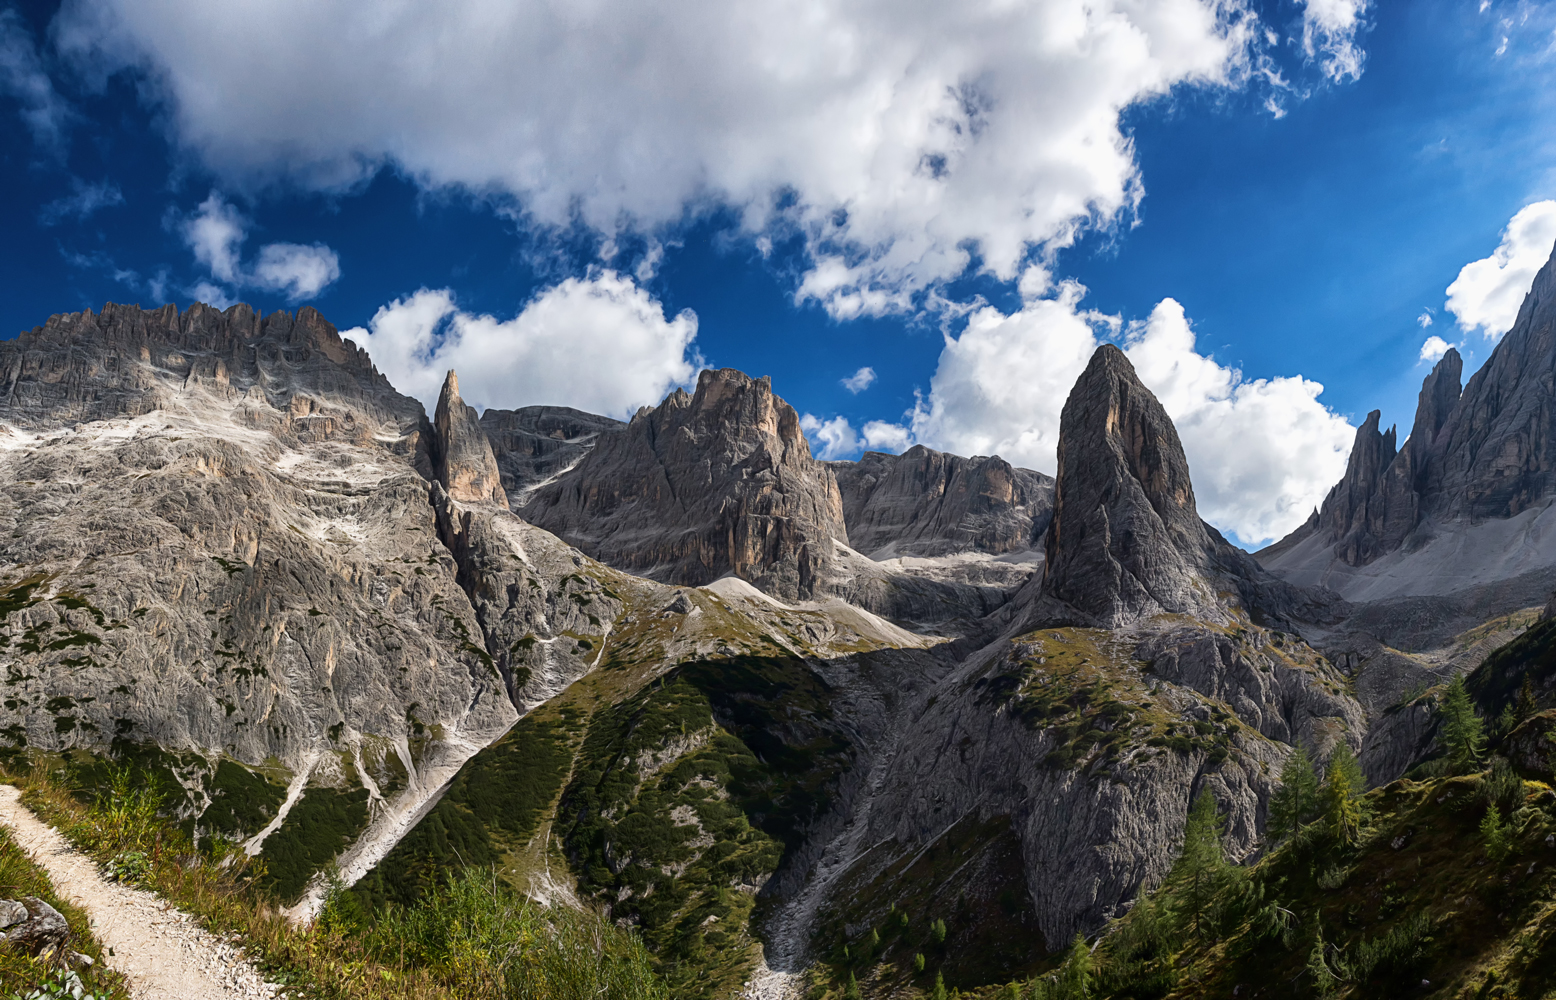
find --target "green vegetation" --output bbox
[354,707,585,911]
[559,653,854,999]
[258,774,370,901]
[12,755,670,1000]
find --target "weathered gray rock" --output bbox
[2,897,68,956]
[519,368,848,600]
[432,370,506,506]
[479,405,623,504]
[828,446,1053,559]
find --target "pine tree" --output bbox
[1440,674,1487,770]
[1481,804,1511,861]
[845,972,861,1000]
[1516,675,1539,724]
[1306,927,1338,998]
[931,972,948,1000]
[1055,934,1092,998]
[931,918,947,946]
[1323,749,1364,846]
[1268,744,1319,841]
[1166,788,1230,940]
[914,953,926,974]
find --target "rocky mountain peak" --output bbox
[1041,345,1223,625]
[519,366,847,599]
[478,404,624,505]
[829,445,1054,559]
[432,370,507,506]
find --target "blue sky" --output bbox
[1,0,1554,547]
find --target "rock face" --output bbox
[828,446,1053,559]
[432,370,507,506]
[519,368,848,600]
[479,405,624,503]
[1041,345,1272,627]
[0,897,68,956]
[1265,237,1556,583]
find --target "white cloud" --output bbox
[907,275,1353,545]
[1445,200,1556,338]
[52,0,1330,318]
[841,367,877,394]
[1419,335,1451,362]
[341,271,699,419]
[183,192,246,283]
[0,9,70,154]
[800,413,913,459]
[1416,308,1433,328]
[39,178,123,224]
[252,243,341,300]
[1298,0,1370,83]
[188,280,234,310]
[800,415,859,461]
[180,192,342,303]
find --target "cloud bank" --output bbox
[342,271,699,419]
[1446,200,1556,338]
[55,0,1363,316]
[807,270,1354,546]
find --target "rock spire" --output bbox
[432,370,507,506]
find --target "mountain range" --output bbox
[4,240,1556,997]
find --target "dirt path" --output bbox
[0,785,280,1000]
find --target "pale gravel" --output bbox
[0,785,282,1000]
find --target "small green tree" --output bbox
[867,928,880,954]
[1166,788,1230,939]
[931,972,948,1000]
[1268,744,1320,841]
[1322,748,1364,846]
[1440,674,1487,770]
[1515,675,1539,723]
[845,971,861,1000]
[1481,804,1511,861]
[930,918,947,946]
[1055,934,1092,998]
[914,953,926,974]
[1306,927,1339,998]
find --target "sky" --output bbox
[2,0,1555,548]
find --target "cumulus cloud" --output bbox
[252,243,341,301]
[841,367,877,394]
[341,271,699,419]
[0,9,70,154]
[1445,200,1556,338]
[905,274,1353,545]
[1416,308,1433,328]
[1298,0,1370,82]
[180,193,341,303]
[51,0,1337,317]
[799,413,913,460]
[1419,335,1451,362]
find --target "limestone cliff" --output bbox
[828,446,1053,559]
[478,404,623,504]
[519,368,848,600]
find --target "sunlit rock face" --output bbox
[432,369,507,506]
[519,367,848,600]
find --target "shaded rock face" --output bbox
[479,405,624,503]
[1269,238,1556,571]
[828,446,1054,559]
[519,368,847,600]
[1041,346,1244,626]
[432,370,507,506]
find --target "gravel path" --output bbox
[0,785,281,1000]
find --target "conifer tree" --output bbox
[1440,674,1486,770]
[1323,747,1364,846]
[1166,788,1229,939]
[1516,675,1539,724]
[845,972,861,1000]
[1055,934,1092,998]
[1268,744,1319,841]
[931,972,948,1000]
